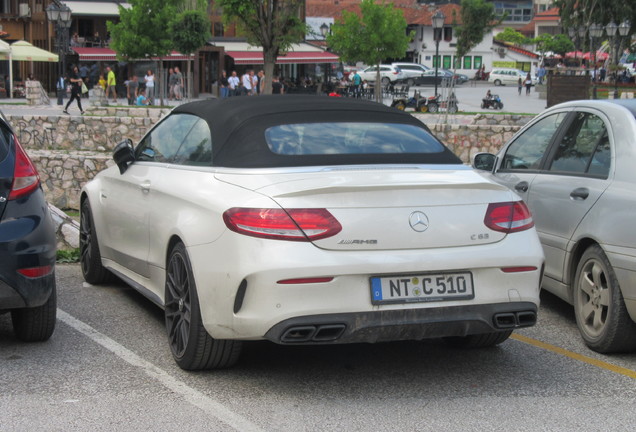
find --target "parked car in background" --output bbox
[0,111,57,342]
[358,64,404,85]
[473,99,636,354]
[391,62,429,86]
[412,69,467,87]
[488,68,536,86]
[81,96,544,370]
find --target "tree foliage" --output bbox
[108,0,179,59]
[327,0,412,101]
[533,34,574,57]
[217,0,306,94]
[495,28,529,45]
[169,8,211,56]
[453,0,500,59]
[554,0,635,35]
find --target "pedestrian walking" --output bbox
[173,67,183,101]
[228,71,239,96]
[525,73,532,95]
[126,75,139,105]
[517,77,522,95]
[63,66,85,115]
[168,68,175,100]
[145,70,155,104]
[106,66,117,103]
[220,70,229,98]
[242,70,253,95]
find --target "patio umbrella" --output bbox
[0,40,58,99]
[0,40,11,98]
[565,51,584,58]
[582,51,609,61]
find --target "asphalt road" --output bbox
[2,264,635,431]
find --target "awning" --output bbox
[214,41,339,65]
[65,1,131,16]
[0,40,58,62]
[72,47,193,61]
[227,50,339,65]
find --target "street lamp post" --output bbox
[46,1,72,105]
[432,10,445,97]
[611,20,632,98]
[589,23,603,99]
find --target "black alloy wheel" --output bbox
[165,242,242,370]
[79,199,112,284]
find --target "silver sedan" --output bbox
[473,99,636,353]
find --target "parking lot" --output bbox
[2,264,635,431]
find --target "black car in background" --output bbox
[0,112,57,341]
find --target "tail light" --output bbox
[223,208,342,242]
[484,201,534,233]
[18,265,54,278]
[8,136,40,200]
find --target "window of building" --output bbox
[474,56,483,69]
[442,55,452,69]
[463,56,472,69]
[443,27,453,42]
[494,1,533,23]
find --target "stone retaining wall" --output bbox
[8,112,533,210]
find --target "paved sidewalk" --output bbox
[0,81,549,117]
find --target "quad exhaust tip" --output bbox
[493,311,537,329]
[281,324,346,343]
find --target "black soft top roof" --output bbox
[170,95,461,168]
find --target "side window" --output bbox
[173,118,212,166]
[135,114,199,163]
[501,112,567,170]
[549,112,610,177]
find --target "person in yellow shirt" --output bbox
[98,75,106,90]
[106,66,117,103]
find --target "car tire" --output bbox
[444,330,512,348]
[494,79,502,86]
[427,103,439,114]
[11,282,57,342]
[406,78,415,86]
[418,103,428,113]
[573,245,636,353]
[165,242,242,370]
[80,199,114,284]
[394,101,406,111]
[381,77,390,86]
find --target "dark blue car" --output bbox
[0,112,56,341]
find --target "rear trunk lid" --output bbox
[216,166,515,251]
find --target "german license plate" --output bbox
[370,271,474,305]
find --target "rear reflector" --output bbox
[277,277,334,284]
[501,266,538,273]
[18,265,54,278]
[9,136,41,200]
[223,208,342,242]
[484,201,534,233]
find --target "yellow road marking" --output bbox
[511,333,636,379]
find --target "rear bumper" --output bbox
[264,302,537,344]
[0,189,57,310]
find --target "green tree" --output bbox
[454,0,500,60]
[217,0,306,95]
[495,27,530,45]
[168,0,211,98]
[535,34,574,57]
[108,0,180,105]
[108,0,178,60]
[554,0,634,64]
[327,0,412,101]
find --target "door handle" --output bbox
[514,181,529,193]
[140,181,151,193]
[570,187,589,200]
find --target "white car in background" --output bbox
[489,68,536,86]
[80,96,544,370]
[357,64,404,85]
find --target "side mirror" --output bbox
[113,139,134,174]
[472,153,497,172]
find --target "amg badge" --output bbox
[337,239,378,245]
